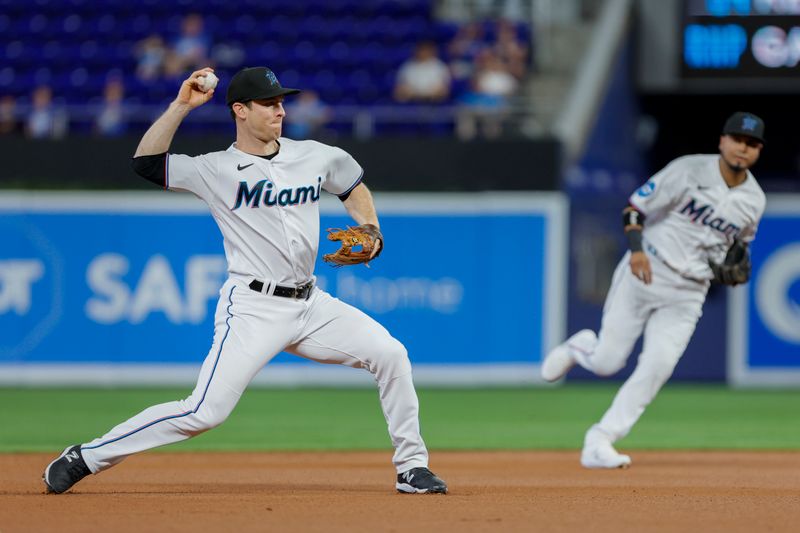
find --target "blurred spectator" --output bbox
[393,41,451,103]
[493,19,529,78]
[0,95,20,135]
[165,13,212,77]
[284,91,332,140]
[439,0,527,23]
[447,22,486,84]
[474,50,519,98]
[211,42,246,70]
[136,34,168,81]
[456,49,519,140]
[26,85,68,139]
[94,78,127,137]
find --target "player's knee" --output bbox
[591,357,626,377]
[192,398,236,431]
[589,341,630,377]
[374,337,412,378]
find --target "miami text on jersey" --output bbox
[232,177,322,210]
[680,197,741,237]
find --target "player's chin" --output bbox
[725,157,747,171]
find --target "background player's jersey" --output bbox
[628,154,766,281]
[166,137,363,284]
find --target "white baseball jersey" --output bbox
[166,137,363,284]
[629,154,766,281]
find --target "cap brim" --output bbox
[267,88,301,98]
[724,131,765,144]
[230,88,301,105]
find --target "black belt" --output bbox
[249,279,314,300]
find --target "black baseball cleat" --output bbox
[43,445,91,494]
[396,467,448,494]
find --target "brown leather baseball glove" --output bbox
[709,238,751,286]
[322,224,383,267]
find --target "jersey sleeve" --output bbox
[166,152,216,200]
[628,159,687,216]
[322,147,364,198]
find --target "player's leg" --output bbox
[583,296,703,467]
[44,281,295,493]
[543,255,648,381]
[286,289,446,493]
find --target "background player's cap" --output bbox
[226,67,300,106]
[722,112,766,144]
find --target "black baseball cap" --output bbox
[226,67,300,106]
[722,112,766,144]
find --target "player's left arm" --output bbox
[623,205,652,284]
[341,183,383,258]
[624,159,690,284]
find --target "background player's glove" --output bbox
[709,238,751,286]
[322,224,383,267]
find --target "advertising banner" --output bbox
[729,195,800,386]
[0,192,567,386]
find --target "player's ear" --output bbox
[232,102,248,120]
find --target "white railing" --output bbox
[11,101,543,139]
[552,0,633,162]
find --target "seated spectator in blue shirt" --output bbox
[26,85,68,139]
[165,13,212,77]
[94,78,127,137]
[284,91,332,140]
[136,34,168,81]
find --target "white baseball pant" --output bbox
[571,251,708,442]
[80,277,429,474]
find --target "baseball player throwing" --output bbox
[541,112,766,468]
[43,66,447,494]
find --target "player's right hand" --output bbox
[175,68,216,109]
[629,251,652,284]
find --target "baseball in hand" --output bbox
[198,72,218,93]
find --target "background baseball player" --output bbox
[43,66,447,494]
[541,112,766,468]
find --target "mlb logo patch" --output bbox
[636,180,656,198]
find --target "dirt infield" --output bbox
[2,451,800,532]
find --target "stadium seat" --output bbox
[0,0,531,136]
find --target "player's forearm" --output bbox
[342,183,379,227]
[622,206,645,252]
[134,101,192,157]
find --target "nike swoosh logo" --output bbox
[697,185,709,190]
[237,163,254,171]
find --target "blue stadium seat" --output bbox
[0,66,17,92]
[124,14,154,40]
[0,0,531,136]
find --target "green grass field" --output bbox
[2,384,799,453]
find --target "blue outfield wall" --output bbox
[0,191,567,386]
[729,195,800,387]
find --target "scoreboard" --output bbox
[682,0,800,80]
